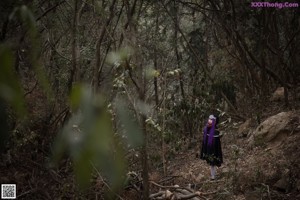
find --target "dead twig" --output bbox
[149,180,221,200]
[90,161,125,200]
[149,181,211,200]
[24,81,38,97]
[50,107,69,127]
[149,191,167,199]
[158,176,178,184]
[261,183,271,200]
[174,189,203,200]
[150,181,194,193]
[17,188,37,199]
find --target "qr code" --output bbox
[1,184,16,199]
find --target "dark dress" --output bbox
[200,128,223,167]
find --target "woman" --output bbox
[200,114,223,180]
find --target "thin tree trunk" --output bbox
[126,42,149,200]
[153,8,159,107]
[208,0,288,93]
[118,0,138,48]
[141,116,149,200]
[139,85,149,200]
[174,21,185,100]
[93,0,117,91]
[260,9,268,96]
[68,0,80,93]
[173,2,194,137]
[162,77,167,176]
[153,4,166,177]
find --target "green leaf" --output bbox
[106,46,134,66]
[115,98,144,148]
[18,5,53,101]
[145,66,160,79]
[53,85,126,190]
[70,84,82,111]
[0,101,9,152]
[20,5,37,36]
[0,46,26,116]
[74,149,93,189]
[0,45,26,152]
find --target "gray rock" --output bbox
[297,180,300,191]
[270,87,285,101]
[274,177,289,192]
[249,112,294,146]
[238,119,253,138]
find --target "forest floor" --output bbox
[140,108,300,200]
[146,135,251,200]
[144,132,300,200]
[1,97,299,199]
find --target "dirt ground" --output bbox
[123,117,300,200]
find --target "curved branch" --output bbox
[36,0,66,21]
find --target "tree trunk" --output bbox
[118,0,138,48]
[93,0,117,91]
[153,8,159,107]
[68,0,80,93]
[141,114,149,200]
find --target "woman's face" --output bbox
[207,119,213,127]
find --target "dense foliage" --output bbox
[0,0,299,199]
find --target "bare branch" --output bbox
[36,0,67,21]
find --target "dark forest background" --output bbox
[0,0,299,199]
